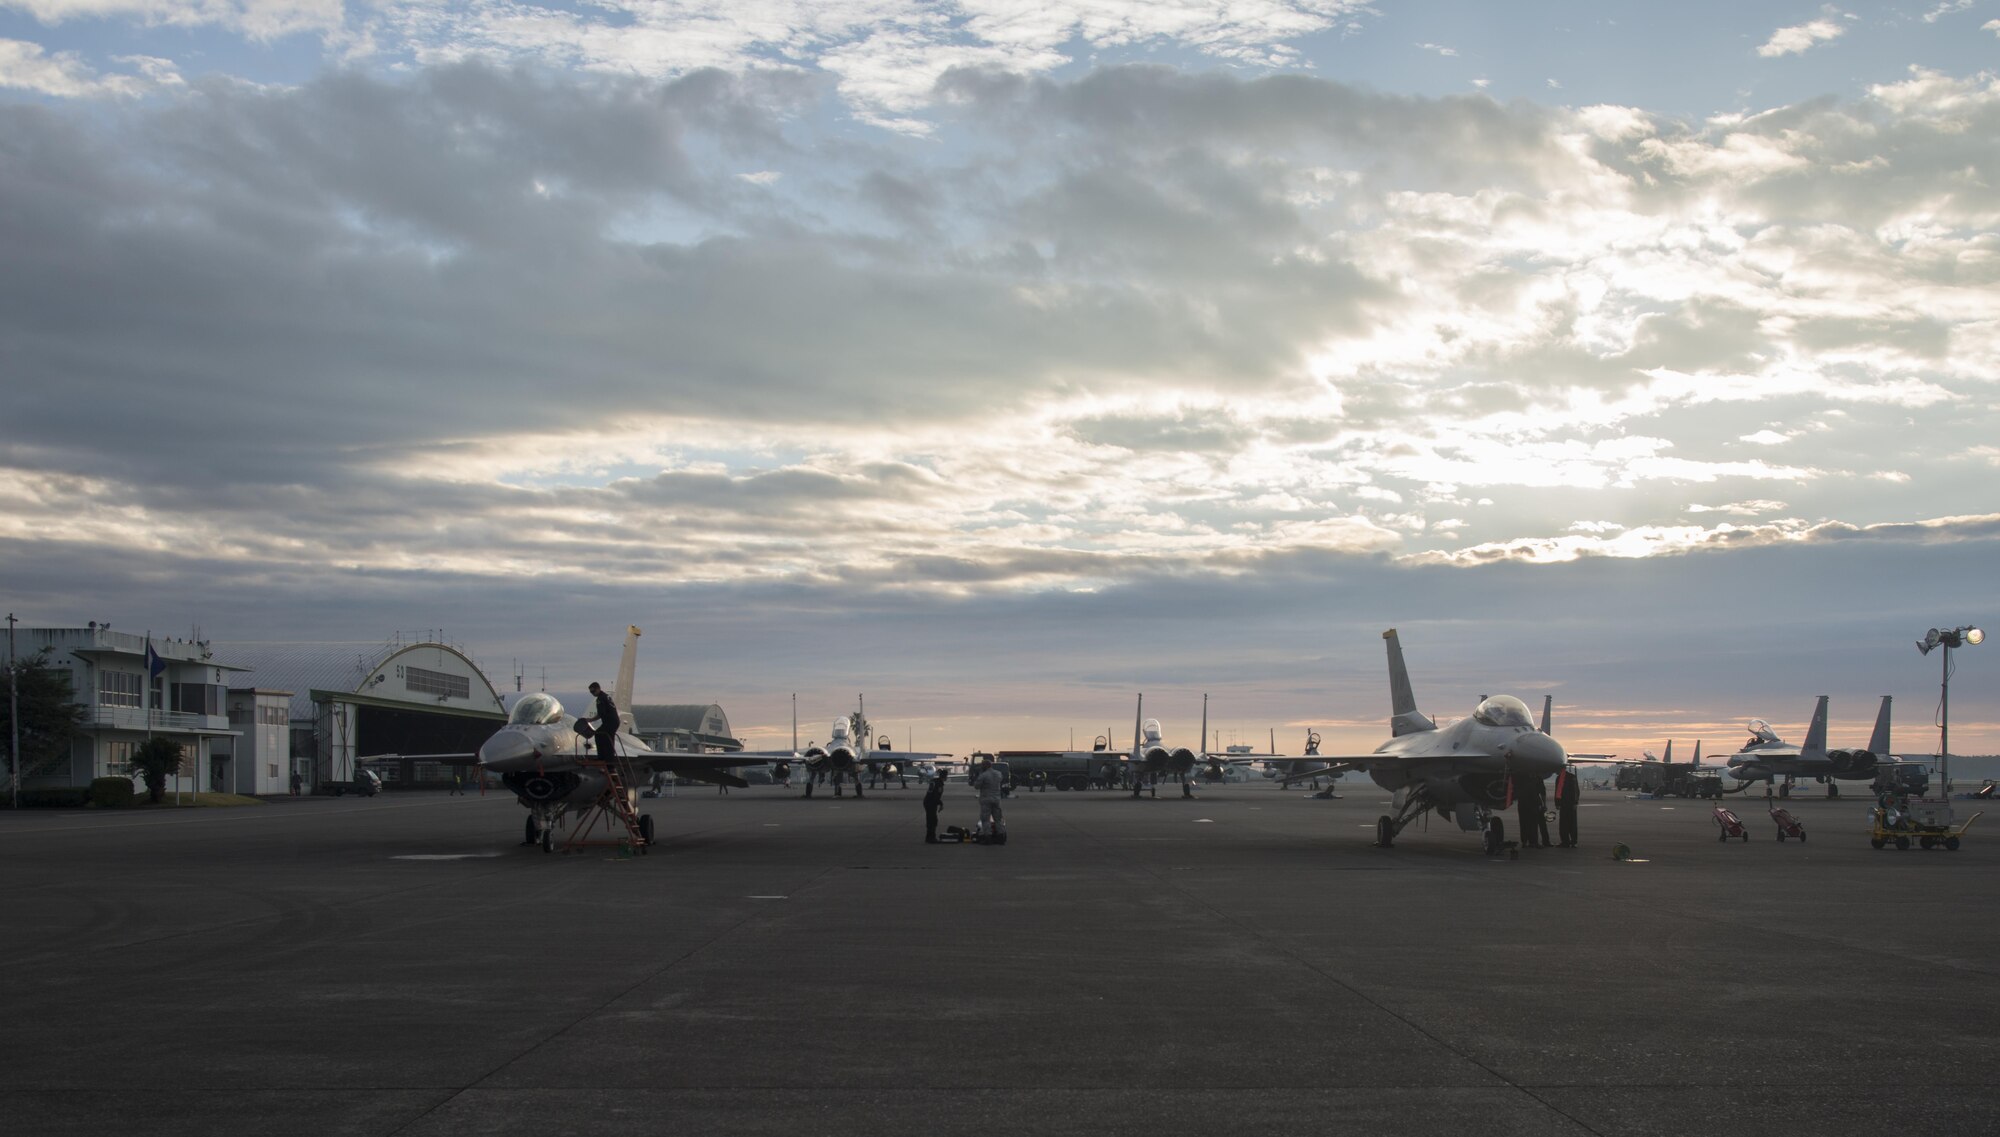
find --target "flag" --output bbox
[146,637,165,679]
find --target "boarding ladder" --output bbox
[562,749,651,855]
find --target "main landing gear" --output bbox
[1374,795,1512,857]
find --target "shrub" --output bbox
[88,777,136,808]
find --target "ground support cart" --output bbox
[1869,808,1981,851]
[1770,806,1806,841]
[1713,806,1750,842]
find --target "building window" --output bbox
[404,666,469,700]
[267,763,278,780]
[99,671,142,708]
[173,683,224,716]
[102,740,134,778]
[260,705,287,726]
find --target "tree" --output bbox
[1,647,88,794]
[129,737,185,804]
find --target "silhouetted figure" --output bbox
[923,773,945,843]
[1554,764,1580,848]
[585,681,620,766]
[1515,777,1543,848]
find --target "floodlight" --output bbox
[1968,627,1985,646]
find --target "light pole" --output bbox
[1916,625,1984,796]
[8,613,17,809]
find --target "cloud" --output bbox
[1757,12,1849,58]
[1416,42,1458,57]
[1406,513,2000,567]
[5,0,341,41]
[1924,1,1978,22]
[0,37,147,96]
[1,60,1996,623]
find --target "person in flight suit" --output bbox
[583,681,620,766]
[972,756,1007,845]
[923,772,946,843]
[1515,776,1544,848]
[1553,763,1581,848]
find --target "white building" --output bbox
[20,624,245,792]
[222,635,506,791]
[225,687,296,795]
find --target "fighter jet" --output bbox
[1281,629,1572,854]
[797,701,945,797]
[473,627,795,850]
[1710,695,1898,798]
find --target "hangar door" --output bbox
[354,706,504,787]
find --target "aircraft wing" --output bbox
[863,749,951,762]
[357,752,479,766]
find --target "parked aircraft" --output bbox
[469,627,793,850]
[1592,740,1732,798]
[1711,695,1897,798]
[746,697,948,798]
[1280,629,1573,854]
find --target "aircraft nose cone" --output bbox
[1507,732,1567,778]
[479,729,536,772]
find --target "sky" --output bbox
[1,1,1996,762]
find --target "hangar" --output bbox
[225,635,507,791]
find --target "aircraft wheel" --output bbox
[1798,831,1806,842]
[1895,836,1910,850]
[542,826,555,854]
[1718,832,1727,842]
[524,814,537,846]
[639,814,655,845]
[1740,834,1749,843]
[1945,836,1961,851]
[1375,815,1395,848]
[1871,838,1886,849]
[1483,816,1504,856]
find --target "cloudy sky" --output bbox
[3,1,1996,760]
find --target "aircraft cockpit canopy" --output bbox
[1141,717,1164,743]
[829,719,851,740]
[1473,694,1533,729]
[1748,719,1780,743]
[509,693,564,726]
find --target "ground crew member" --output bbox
[923,772,945,843]
[1515,776,1542,848]
[973,756,1006,845]
[1554,763,1580,848]
[584,681,620,766]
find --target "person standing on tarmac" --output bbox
[923,772,946,843]
[972,756,1007,845]
[1515,776,1542,848]
[1554,763,1581,848]
[583,681,621,766]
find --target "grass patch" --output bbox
[134,792,266,808]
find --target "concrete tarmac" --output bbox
[1,781,1995,1136]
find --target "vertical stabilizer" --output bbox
[1692,740,1702,767]
[1801,695,1830,756]
[1540,695,1552,734]
[613,626,642,713]
[1383,629,1435,736]
[1868,695,1892,755]
[1663,739,1673,763]
[1132,694,1144,756]
[1200,694,1209,756]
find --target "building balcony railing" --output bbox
[85,706,230,733]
